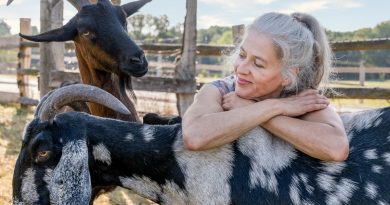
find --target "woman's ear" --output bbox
[282,67,300,86]
[291,67,300,75]
[282,77,291,86]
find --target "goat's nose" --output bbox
[130,53,144,65]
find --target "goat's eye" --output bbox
[36,151,51,163]
[82,31,90,36]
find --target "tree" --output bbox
[197,26,231,44]
[153,15,170,38]
[213,30,232,45]
[127,14,153,40]
[0,19,11,36]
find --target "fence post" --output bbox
[39,0,64,97]
[156,51,163,76]
[175,0,197,116]
[232,24,245,45]
[359,52,365,87]
[17,18,32,107]
[226,24,245,76]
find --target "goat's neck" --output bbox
[85,117,184,196]
[74,43,139,122]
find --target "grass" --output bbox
[0,49,18,63]
[0,104,33,204]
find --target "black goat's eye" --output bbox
[36,150,51,163]
[82,31,90,36]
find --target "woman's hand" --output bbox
[277,89,329,117]
[222,92,256,111]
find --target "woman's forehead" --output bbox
[242,31,279,62]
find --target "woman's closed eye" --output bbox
[239,51,246,59]
[254,61,264,68]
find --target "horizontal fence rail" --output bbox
[1,35,390,100]
[3,36,390,55]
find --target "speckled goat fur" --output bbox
[13,106,390,204]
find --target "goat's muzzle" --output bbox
[119,53,148,77]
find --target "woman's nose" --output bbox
[235,59,250,74]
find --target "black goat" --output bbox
[7,0,152,122]
[13,85,390,204]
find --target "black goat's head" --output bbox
[11,0,151,78]
[12,85,130,204]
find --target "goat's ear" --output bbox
[121,0,152,17]
[20,17,77,42]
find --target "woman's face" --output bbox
[234,31,286,100]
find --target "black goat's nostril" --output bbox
[130,57,142,64]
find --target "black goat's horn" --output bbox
[121,0,152,17]
[38,84,131,121]
[19,18,77,42]
[6,0,13,6]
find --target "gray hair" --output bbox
[228,12,334,96]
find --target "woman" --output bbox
[182,12,349,161]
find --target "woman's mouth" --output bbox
[237,77,251,85]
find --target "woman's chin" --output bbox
[235,90,251,99]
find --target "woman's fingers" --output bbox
[305,103,328,112]
[298,89,318,97]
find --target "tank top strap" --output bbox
[210,75,236,96]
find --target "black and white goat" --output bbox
[13,84,390,204]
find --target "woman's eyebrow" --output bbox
[241,47,268,65]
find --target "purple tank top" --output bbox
[210,75,236,96]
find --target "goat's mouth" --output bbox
[120,60,148,78]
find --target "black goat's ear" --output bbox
[20,17,77,42]
[121,0,152,17]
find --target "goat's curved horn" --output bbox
[38,84,131,121]
[6,0,14,6]
[20,18,77,42]
[67,0,92,11]
[121,0,152,17]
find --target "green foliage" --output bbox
[213,30,233,45]
[0,49,18,63]
[197,26,231,44]
[327,20,390,67]
[127,14,181,43]
[0,19,11,36]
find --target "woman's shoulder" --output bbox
[209,75,236,96]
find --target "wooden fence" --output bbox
[1,21,390,105]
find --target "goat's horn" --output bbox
[20,18,77,42]
[121,0,152,17]
[6,0,13,6]
[38,84,131,121]
[67,0,92,11]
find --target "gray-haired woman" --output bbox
[182,12,349,161]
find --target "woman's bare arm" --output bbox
[182,85,330,151]
[261,107,349,161]
[220,89,348,161]
[182,84,282,150]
